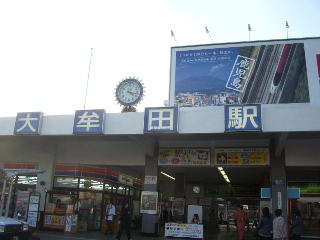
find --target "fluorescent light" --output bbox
[161,172,175,180]
[217,168,230,183]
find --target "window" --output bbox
[54,177,78,188]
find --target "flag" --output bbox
[286,21,290,28]
[248,24,252,31]
[171,30,175,37]
[205,27,209,33]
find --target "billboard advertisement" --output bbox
[169,38,320,107]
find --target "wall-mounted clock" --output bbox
[193,185,200,194]
[115,77,145,107]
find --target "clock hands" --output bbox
[127,90,138,97]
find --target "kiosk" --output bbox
[43,190,79,233]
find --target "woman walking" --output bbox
[257,207,273,240]
[116,201,131,240]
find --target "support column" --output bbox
[141,141,160,236]
[174,173,185,222]
[271,143,287,222]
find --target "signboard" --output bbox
[73,109,105,134]
[205,184,259,197]
[144,107,178,133]
[288,182,320,194]
[159,149,210,166]
[118,173,133,186]
[141,191,158,214]
[169,38,320,107]
[27,192,40,228]
[225,104,262,131]
[215,148,269,165]
[144,176,157,184]
[14,112,43,134]
[165,223,203,238]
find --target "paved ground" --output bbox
[32,226,320,240]
[32,226,257,240]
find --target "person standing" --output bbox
[234,205,248,240]
[257,207,273,240]
[291,208,303,240]
[116,201,131,240]
[105,199,116,235]
[163,207,168,226]
[273,209,288,240]
[219,211,223,224]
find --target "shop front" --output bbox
[50,165,143,231]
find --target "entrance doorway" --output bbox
[297,198,320,237]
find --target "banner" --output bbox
[159,149,210,165]
[215,148,269,165]
[165,223,203,238]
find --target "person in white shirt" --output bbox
[105,199,116,234]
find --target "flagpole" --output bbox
[248,24,252,41]
[286,21,290,39]
[171,30,178,46]
[84,48,93,110]
[205,27,213,43]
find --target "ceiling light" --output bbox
[161,172,175,180]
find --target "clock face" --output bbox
[193,186,200,194]
[115,78,144,106]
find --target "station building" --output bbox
[0,37,319,237]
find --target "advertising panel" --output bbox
[141,191,158,214]
[169,38,320,107]
[205,184,259,197]
[288,182,320,194]
[159,148,210,166]
[215,148,269,165]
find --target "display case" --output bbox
[43,190,78,232]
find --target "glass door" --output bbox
[78,191,102,230]
[298,200,320,238]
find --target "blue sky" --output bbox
[0,0,319,116]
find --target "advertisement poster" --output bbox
[165,223,203,238]
[141,191,158,214]
[171,42,309,107]
[288,182,320,193]
[27,212,38,227]
[173,198,185,215]
[215,148,269,165]
[159,149,210,165]
[260,200,272,217]
[205,184,259,197]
